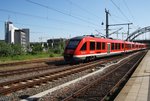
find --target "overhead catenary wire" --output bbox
[110,0,131,22]
[122,0,139,26]
[110,0,139,34]
[0,8,99,29]
[110,13,130,23]
[0,20,73,35]
[122,0,135,22]
[0,19,100,38]
[0,8,46,19]
[26,0,100,27]
[66,0,101,19]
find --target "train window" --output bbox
[117,43,118,49]
[66,39,81,49]
[80,42,87,51]
[122,43,124,49]
[118,43,120,49]
[115,43,117,50]
[90,42,95,50]
[129,44,131,49]
[102,42,105,50]
[128,44,130,49]
[126,44,129,49]
[96,42,101,50]
[111,43,114,50]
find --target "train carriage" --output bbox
[64,35,147,62]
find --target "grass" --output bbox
[0,52,62,63]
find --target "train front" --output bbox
[64,37,82,62]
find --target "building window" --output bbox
[90,42,95,50]
[80,42,87,51]
[96,42,101,50]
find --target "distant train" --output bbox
[64,35,147,62]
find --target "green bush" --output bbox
[30,44,43,54]
[0,40,65,61]
[11,44,25,56]
[0,42,26,57]
[0,42,12,57]
[49,53,54,57]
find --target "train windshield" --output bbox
[66,39,81,50]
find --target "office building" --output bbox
[5,21,30,49]
[5,21,18,43]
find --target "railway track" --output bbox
[0,58,65,77]
[0,57,63,67]
[60,51,147,101]
[0,65,49,77]
[0,52,134,77]
[0,63,67,77]
[0,54,127,95]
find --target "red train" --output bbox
[64,35,147,62]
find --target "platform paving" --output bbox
[115,50,150,101]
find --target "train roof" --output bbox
[70,35,146,45]
[71,36,85,40]
[71,35,124,42]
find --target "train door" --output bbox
[107,43,111,53]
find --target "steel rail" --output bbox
[0,55,124,95]
[101,51,147,101]
[61,51,147,101]
[0,57,62,67]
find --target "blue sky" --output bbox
[0,0,150,42]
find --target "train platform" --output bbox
[115,50,150,101]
